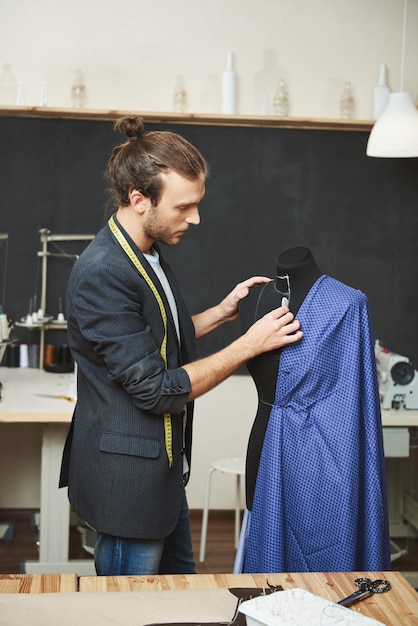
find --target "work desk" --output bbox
[381,410,418,427]
[0,367,75,422]
[0,367,94,575]
[78,571,418,625]
[0,571,416,625]
[0,573,77,593]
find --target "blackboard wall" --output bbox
[1,115,417,367]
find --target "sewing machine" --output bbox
[376,347,418,410]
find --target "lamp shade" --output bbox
[366,92,418,157]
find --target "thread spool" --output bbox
[58,344,72,365]
[29,344,40,368]
[7,343,19,367]
[44,344,56,367]
[0,313,8,340]
[19,344,29,367]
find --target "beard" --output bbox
[144,206,183,247]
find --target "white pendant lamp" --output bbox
[366,0,418,158]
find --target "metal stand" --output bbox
[37,229,94,368]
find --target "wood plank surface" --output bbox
[78,571,418,625]
[0,573,78,593]
[0,105,373,131]
[80,572,271,592]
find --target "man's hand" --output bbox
[185,304,302,401]
[217,276,272,323]
[192,276,272,339]
[243,306,302,354]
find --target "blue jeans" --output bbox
[94,490,195,575]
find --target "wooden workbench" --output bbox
[0,367,94,575]
[78,571,418,624]
[0,571,415,625]
[0,573,77,593]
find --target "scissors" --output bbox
[338,577,391,607]
[34,393,76,403]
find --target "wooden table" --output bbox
[381,409,418,428]
[0,571,416,624]
[79,571,418,625]
[0,367,94,575]
[0,573,78,593]
[381,409,418,589]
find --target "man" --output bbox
[60,115,302,575]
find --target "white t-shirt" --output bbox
[144,249,180,341]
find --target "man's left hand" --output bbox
[218,276,272,323]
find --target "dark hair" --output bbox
[106,116,209,207]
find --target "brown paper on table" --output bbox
[0,588,238,626]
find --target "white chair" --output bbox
[199,456,245,562]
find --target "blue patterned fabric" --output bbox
[243,275,391,573]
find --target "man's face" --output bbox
[144,170,205,247]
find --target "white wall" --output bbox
[0,0,417,119]
[186,376,258,509]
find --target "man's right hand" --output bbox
[243,306,302,356]
[184,306,302,402]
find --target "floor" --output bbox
[1,508,418,580]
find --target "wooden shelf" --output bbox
[0,105,373,132]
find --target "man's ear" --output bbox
[129,188,149,213]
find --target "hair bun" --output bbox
[114,115,145,141]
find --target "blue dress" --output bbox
[241,275,391,573]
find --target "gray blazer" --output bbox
[59,218,196,539]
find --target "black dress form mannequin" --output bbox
[240,247,322,510]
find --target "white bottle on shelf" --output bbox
[71,69,86,108]
[373,63,390,120]
[16,80,25,105]
[340,81,355,119]
[261,89,270,115]
[39,80,48,106]
[273,78,289,116]
[222,51,237,114]
[173,75,187,112]
[0,64,17,105]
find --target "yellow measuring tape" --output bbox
[108,215,173,467]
